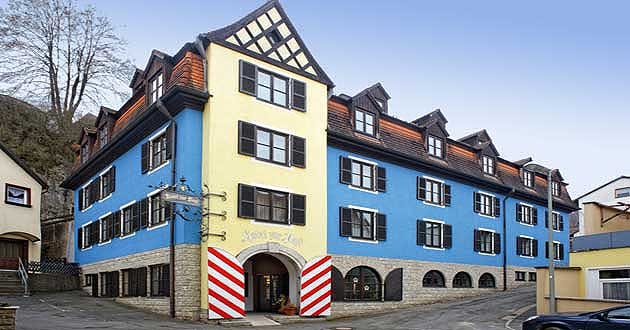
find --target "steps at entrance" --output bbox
[217,318,253,327]
[0,271,26,296]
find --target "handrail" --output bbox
[17,258,29,296]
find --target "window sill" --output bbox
[423,201,445,208]
[478,252,496,256]
[478,213,497,220]
[81,205,93,213]
[348,237,378,244]
[250,219,291,228]
[147,222,169,231]
[147,161,170,175]
[99,193,112,203]
[120,232,136,240]
[518,222,535,227]
[518,255,535,259]
[80,246,92,251]
[98,240,112,246]
[251,157,293,169]
[423,246,445,251]
[348,185,378,195]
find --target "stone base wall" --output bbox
[0,307,17,330]
[29,273,80,292]
[330,254,536,317]
[507,265,538,289]
[80,244,200,320]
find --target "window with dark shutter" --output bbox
[291,80,306,111]
[165,125,174,160]
[384,268,403,301]
[238,121,256,157]
[416,220,426,246]
[290,194,306,225]
[110,167,116,193]
[238,184,255,218]
[516,237,523,255]
[473,229,481,252]
[532,239,538,257]
[141,142,150,173]
[417,177,426,200]
[290,136,306,168]
[140,198,149,228]
[339,207,352,237]
[444,184,452,206]
[532,207,538,225]
[443,224,453,249]
[473,192,481,213]
[78,189,84,210]
[113,211,121,237]
[239,61,257,95]
[376,213,387,241]
[559,215,564,231]
[376,167,386,192]
[339,157,352,185]
[77,227,83,249]
[493,197,501,217]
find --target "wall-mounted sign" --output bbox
[241,230,303,248]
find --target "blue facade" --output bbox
[327,146,569,268]
[74,109,203,265]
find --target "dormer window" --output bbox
[522,170,534,188]
[427,135,444,158]
[98,126,108,149]
[355,110,375,136]
[81,144,89,164]
[149,73,163,104]
[482,155,495,175]
[551,181,560,197]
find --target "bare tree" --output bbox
[0,0,132,129]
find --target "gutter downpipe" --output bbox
[157,101,177,318]
[503,187,516,291]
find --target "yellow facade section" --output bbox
[200,42,329,305]
[570,247,630,297]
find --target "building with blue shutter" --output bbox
[326,84,576,311]
[61,45,208,319]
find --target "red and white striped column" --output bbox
[207,247,245,319]
[299,255,332,316]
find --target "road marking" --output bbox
[504,303,535,330]
[39,298,68,312]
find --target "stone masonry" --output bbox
[331,254,535,317]
[80,244,200,320]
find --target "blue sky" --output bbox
[89,0,630,197]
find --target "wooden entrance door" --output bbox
[0,239,27,270]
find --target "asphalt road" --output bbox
[1,286,536,330]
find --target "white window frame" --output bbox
[552,240,562,260]
[119,200,137,239]
[615,187,630,199]
[423,219,445,250]
[518,235,534,258]
[482,155,495,175]
[149,73,163,104]
[477,228,496,256]
[551,181,560,196]
[147,127,170,175]
[354,109,375,136]
[427,135,444,158]
[478,192,495,218]
[522,170,534,188]
[80,221,92,250]
[518,203,534,225]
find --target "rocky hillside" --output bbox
[0,94,93,221]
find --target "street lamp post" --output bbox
[548,169,556,314]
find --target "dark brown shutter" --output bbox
[493,197,501,217]
[331,266,345,302]
[339,157,352,184]
[238,121,256,157]
[239,60,257,95]
[290,194,306,226]
[291,80,306,111]
[493,233,501,254]
[107,214,114,239]
[132,203,140,232]
[559,215,564,231]
[238,184,255,218]
[376,166,386,192]
[416,220,426,246]
[110,167,116,193]
[473,229,481,252]
[545,241,549,259]
[559,243,565,260]
[532,239,538,257]
[165,124,174,160]
[473,192,481,213]
[384,268,403,301]
[89,222,99,246]
[532,208,538,225]
[376,213,387,241]
[517,205,522,223]
[164,201,173,222]
[339,207,352,237]
[113,211,121,237]
[545,211,549,228]
[141,142,150,173]
[443,184,451,206]
[78,227,83,249]
[140,198,149,228]
[516,237,522,255]
[443,224,453,249]
[78,189,84,210]
[417,177,426,200]
[290,136,306,168]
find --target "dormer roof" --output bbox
[458,129,499,156]
[94,106,118,127]
[412,109,449,137]
[200,0,333,87]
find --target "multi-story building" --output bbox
[326,85,576,314]
[0,142,47,270]
[63,0,577,321]
[61,44,208,319]
[574,175,630,237]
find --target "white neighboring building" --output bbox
[575,176,630,236]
